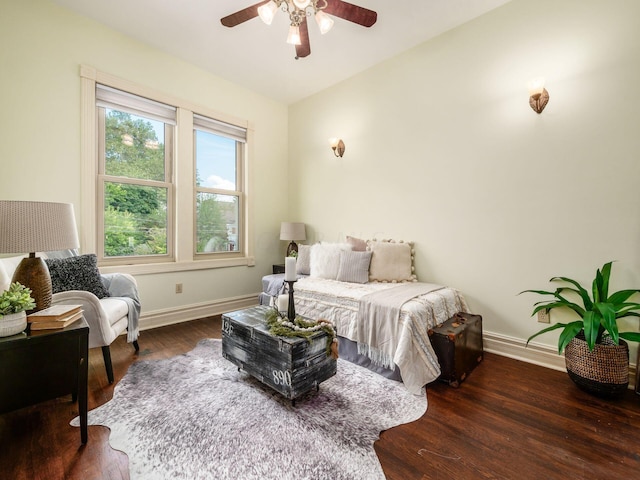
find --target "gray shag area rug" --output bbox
[72,338,426,480]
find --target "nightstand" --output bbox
[272,264,285,274]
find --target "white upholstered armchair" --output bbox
[0,253,140,384]
[51,271,140,383]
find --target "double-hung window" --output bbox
[96,85,175,264]
[193,114,246,256]
[81,66,253,272]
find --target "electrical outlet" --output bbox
[537,309,550,323]
[175,283,183,294]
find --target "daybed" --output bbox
[260,238,469,395]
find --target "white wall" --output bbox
[0,0,289,324]
[288,0,640,364]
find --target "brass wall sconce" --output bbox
[528,77,549,114]
[329,138,345,157]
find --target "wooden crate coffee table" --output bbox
[221,305,337,403]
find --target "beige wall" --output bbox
[288,0,640,361]
[0,1,289,321]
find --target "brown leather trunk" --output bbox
[429,312,483,387]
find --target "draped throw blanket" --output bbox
[357,283,445,370]
[102,274,141,343]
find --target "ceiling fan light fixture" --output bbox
[286,24,302,45]
[315,10,334,34]
[258,1,278,25]
[292,0,312,9]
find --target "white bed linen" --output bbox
[293,277,469,394]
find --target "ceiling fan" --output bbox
[221,0,377,59]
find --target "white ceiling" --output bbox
[50,0,511,104]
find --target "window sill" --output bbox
[99,256,255,276]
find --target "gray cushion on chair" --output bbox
[45,254,110,299]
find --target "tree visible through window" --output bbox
[103,109,170,258]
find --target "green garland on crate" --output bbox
[265,308,338,358]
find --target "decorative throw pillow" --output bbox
[367,240,417,283]
[296,244,311,275]
[45,254,110,299]
[310,243,352,279]
[346,236,367,252]
[336,250,372,284]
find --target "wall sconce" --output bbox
[329,138,345,157]
[528,77,549,114]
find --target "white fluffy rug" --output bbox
[73,339,426,480]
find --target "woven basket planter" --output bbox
[0,311,27,337]
[565,332,629,398]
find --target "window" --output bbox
[194,114,246,256]
[81,67,254,273]
[96,85,175,264]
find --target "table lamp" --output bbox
[279,222,306,257]
[0,201,80,312]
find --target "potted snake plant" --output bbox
[520,261,640,397]
[0,282,36,337]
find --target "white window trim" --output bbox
[80,65,255,275]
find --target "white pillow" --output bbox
[296,244,311,275]
[310,243,352,279]
[368,240,416,282]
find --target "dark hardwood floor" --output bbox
[1,316,639,479]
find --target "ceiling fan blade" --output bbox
[323,0,377,27]
[295,18,311,59]
[220,1,271,27]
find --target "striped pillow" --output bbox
[336,250,372,284]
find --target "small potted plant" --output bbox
[520,261,640,397]
[0,282,36,337]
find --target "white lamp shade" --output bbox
[258,1,278,25]
[280,222,306,241]
[293,0,311,9]
[286,24,301,45]
[0,201,80,254]
[315,11,334,34]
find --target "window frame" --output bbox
[193,116,245,259]
[80,66,255,275]
[96,103,176,266]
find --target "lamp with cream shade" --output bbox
[0,201,80,312]
[280,222,306,257]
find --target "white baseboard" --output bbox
[484,330,637,389]
[138,294,257,331]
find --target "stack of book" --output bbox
[27,304,83,330]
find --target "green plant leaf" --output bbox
[551,276,593,310]
[519,289,557,297]
[599,261,612,301]
[532,300,585,318]
[620,332,640,342]
[608,289,640,305]
[614,303,640,318]
[526,322,569,345]
[558,321,585,354]
[582,310,601,349]
[595,302,618,344]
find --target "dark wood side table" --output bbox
[0,318,89,443]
